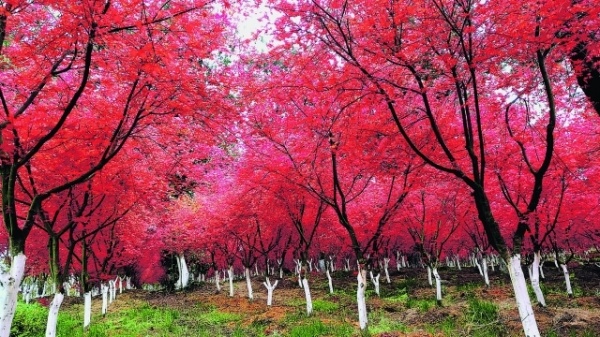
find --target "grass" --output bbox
[368,311,409,335]
[11,267,600,337]
[463,298,506,337]
[289,320,353,337]
[406,297,437,312]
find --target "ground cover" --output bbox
[13,265,600,336]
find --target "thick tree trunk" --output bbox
[482,255,490,287]
[508,255,541,337]
[108,280,116,304]
[83,292,91,330]
[45,293,64,337]
[227,266,234,297]
[302,277,313,315]
[214,270,221,293]
[427,266,433,286]
[245,267,253,300]
[432,267,442,306]
[357,268,368,331]
[101,284,108,316]
[0,254,26,337]
[175,253,190,290]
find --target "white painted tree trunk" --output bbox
[326,269,334,294]
[294,260,303,288]
[432,267,442,306]
[344,258,350,271]
[427,266,433,286]
[101,284,108,316]
[302,277,313,315]
[396,251,401,271]
[0,254,26,337]
[227,266,234,297]
[45,293,64,337]
[508,255,541,337]
[357,269,368,331]
[530,252,546,307]
[539,261,545,279]
[455,256,462,270]
[125,277,132,290]
[83,292,91,330]
[245,267,253,300]
[175,254,190,290]
[214,271,221,293]
[262,278,279,306]
[475,257,483,276]
[482,256,490,287]
[369,271,381,296]
[118,276,123,294]
[108,280,115,304]
[560,264,573,297]
[383,258,391,283]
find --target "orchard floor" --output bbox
[23,264,600,337]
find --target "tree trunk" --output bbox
[560,264,573,297]
[370,271,380,296]
[433,267,442,306]
[45,293,64,337]
[482,255,490,287]
[227,266,234,297]
[383,258,391,283]
[427,266,433,286]
[326,269,334,294]
[214,270,221,293]
[530,252,546,307]
[508,255,541,337]
[262,277,278,306]
[0,254,26,337]
[357,268,368,331]
[175,253,190,290]
[302,277,313,315]
[101,284,108,316]
[83,292,91,330]
[245,267,253,300]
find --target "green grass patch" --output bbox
[312,299,339,313]
[464,298,506,337]
[289,319,353,337]
[406,297,436,312]
[368,311,409,334]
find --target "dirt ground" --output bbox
[64,263,600,336]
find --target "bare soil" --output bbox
[63,263,600,336]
